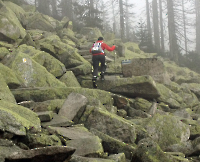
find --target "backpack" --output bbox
[91,42,104,54]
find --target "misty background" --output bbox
[8,0,200,74]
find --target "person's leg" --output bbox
[99,55,106,80]
[92,55,99,88]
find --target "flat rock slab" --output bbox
[36,111,54,122]
[81,76,160,99]
[108,153,126,162]
[58,92,88,121]
[66,136,104,157]
[84,107,137,144]
[5,146,75,162]
[41,113,74,128]
[121,58,171,84]
[69,155,115,162]
[47,126,95,140]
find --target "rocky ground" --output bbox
[1,0,200,162]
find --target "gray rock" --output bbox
[127,107,150,118]
[107,153,126,162]
[90,128,136,160]
[69,155,115,162]
[117,109,127,118]
[41,113,74,128]
[5,146,76,162]
[36,111,54,122]
[58,92,88,123]
[81,76,160,99]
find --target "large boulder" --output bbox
[141,114,190,150]
[24,12,60,32]
[81,76,160,99]
[0,100,41,136]
[11,87,114,109]
[181,83,200,100]
[69,155,115,162]
[59,71,81,87]
[0,47,9,60]
[5,146,76,162]
[2,51,66,88]
[0,63,21,89]
[80,27,103,42]
[121,58,171,84]
[0,0,26,42]
[58,92,88,123]
[80,107,137,144]
[0,72,16,103]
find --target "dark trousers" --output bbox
[92,55,106,77]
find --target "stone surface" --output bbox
[59,71,81,87]
[58,92,88,122]
[81,76,160,99]
[0,63,20,89]
[69,155,115,162]
[107,153,126,162]
[41,113,74,128]
[36,111,54,122]
[90,128,136,160]
[83,107,137,144]
[0,100,41,135]
[5,146,76,162]
[121,58,171,84]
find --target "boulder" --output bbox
[0,100,41,135]
[130,98,152,112]
[81,107,137,144]
[3,51,66,88]
[69,155,115,162]
[5,146,76,162]
[107,153,126,162]
[121,58,171,84]
[66,136,104,157]
[131,138,188,162]
[157,83,183,109]
[11,87,114,109]
[36,111,54,122]
[42,113,74,128]
[112,95,128,109]
[25,12,59,32]
[0,72,16,103]
[181,83,200,100]
[0,1,26,42]
[59,71,81,87]
[80,27,103,42]
[19,33,36,47]
[58,92,88,123]
[90,128,136,160]
[142,114,190,150]
[0,47,9,60]
[0,63,20,89]
[127,107,151,118]
[81,76,160,99]
[68,63,92,76]
[105,39,125,57]
[24,132,62,148]
[117,109,127,118]
[30,99,65,112]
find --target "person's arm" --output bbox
[102,43,116,51]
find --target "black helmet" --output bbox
[98,37,104,40]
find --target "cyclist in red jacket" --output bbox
[90,37,115,88]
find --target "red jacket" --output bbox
[90,40,116,55]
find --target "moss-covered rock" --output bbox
[0,63,20,89]
[80,27,103,42]
[142,114,190,150]
[24,133,62,148]
[11,87,114,108]
[81,76,160,99]
[0,100,41,135]
[19,33,36,47]
[59,71,81,87]
[157,84,183,109]
[83,107,137,144]
[0,47,9,60]
[0,0,26,42]
[0,72,16,103]
[7,51,66,88]
[181,83,200,100]
[90,128,136,160]
[130,98,152,112]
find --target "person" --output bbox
[90,37,116,88]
